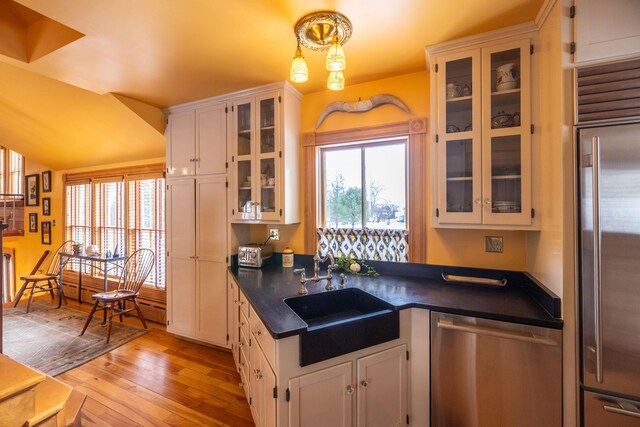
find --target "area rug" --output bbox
[2,301,148,377]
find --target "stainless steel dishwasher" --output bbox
[431,312,562,427]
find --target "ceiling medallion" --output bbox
[294,11,352,51]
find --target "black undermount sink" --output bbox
[284,288,399,366]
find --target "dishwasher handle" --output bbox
[603,405,640,419]
[436,319,558,346]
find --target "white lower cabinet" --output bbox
[288,362,353,427]
[356,346,407,427]
[251,340,277,427]
[231,280,417,427]
[288,345,407,427]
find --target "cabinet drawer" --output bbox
[239,335,250,391]
[250,306,276,370]
[239,290,250,319]
[240,308,250,340]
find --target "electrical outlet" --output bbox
[269,228,280,241]
[485,236,503,253]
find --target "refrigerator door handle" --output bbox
[603,405,640,419]
[592,135,604,384]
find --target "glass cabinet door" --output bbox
[482,39,531,225]
[256,92,280,221]
[233,98,256,220]
[437,50,482,224]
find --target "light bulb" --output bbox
[289,47,308,83]
[327,70,345,91]
[325,34,346,71]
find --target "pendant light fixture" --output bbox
[289,40,308,83]
[325,33,346,72]
[289,11,352,90]
[327,70,345,91]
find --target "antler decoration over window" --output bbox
[315,94,411,129]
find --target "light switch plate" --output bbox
[485,236,503,253]
[269,228,280,241]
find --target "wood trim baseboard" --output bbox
[303,118,428,262]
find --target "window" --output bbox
[0,147,24,195]
[128,177,165,288]
[64,165,166,288]
[321,139,407,230]
[8,151,23,194]
[318,138,409,262]
[304,119,427,263]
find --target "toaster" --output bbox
[238,244,273,268]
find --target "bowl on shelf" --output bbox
[491,111,515,129]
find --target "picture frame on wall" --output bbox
[42,197,51,216]
[42,170,52,193]
[29,213,38,233]
[25,174,39,206]
[41,221,51,245]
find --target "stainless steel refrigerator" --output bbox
[580,122,640,425]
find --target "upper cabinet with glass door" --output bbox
[482,40,532,226]
[429,31,538,230]
[231,83,302,224]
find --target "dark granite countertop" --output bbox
[230,256,563,339]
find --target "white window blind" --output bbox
[64,166,166,289]
[127,177,166,288]
[93,180,125,256]
[8,151,22,194]
[65,183,92,248]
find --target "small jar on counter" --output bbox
[282,247,294,268]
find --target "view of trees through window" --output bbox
[322,140,407,230]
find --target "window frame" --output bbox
[302,119,427,263]
[63,164,166,293]
[318,137,409,230]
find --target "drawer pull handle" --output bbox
[442,273,507,287]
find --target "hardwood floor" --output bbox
[8,297,254,427]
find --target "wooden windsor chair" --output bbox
[13,240,75,313]
[79,249,154,343]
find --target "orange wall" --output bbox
[4,159,63,288]
[252,71,527,271]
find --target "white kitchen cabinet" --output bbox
[251,335,277,427]
[166,176,228,347]
[228,273,240,369]
[288,362,353,427]
[231,83,301,224]
[166,101,228,177]
[288,345,407,427]
[356,345,407,427]
[574,0,640,63]
[431,36,535,229]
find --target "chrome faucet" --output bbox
[294,251,339,294]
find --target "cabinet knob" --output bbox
[255,330,262,336]
[360,380,369,388]
[474,198,482,205]
[484,198,492,206]
[345,385,354,395]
